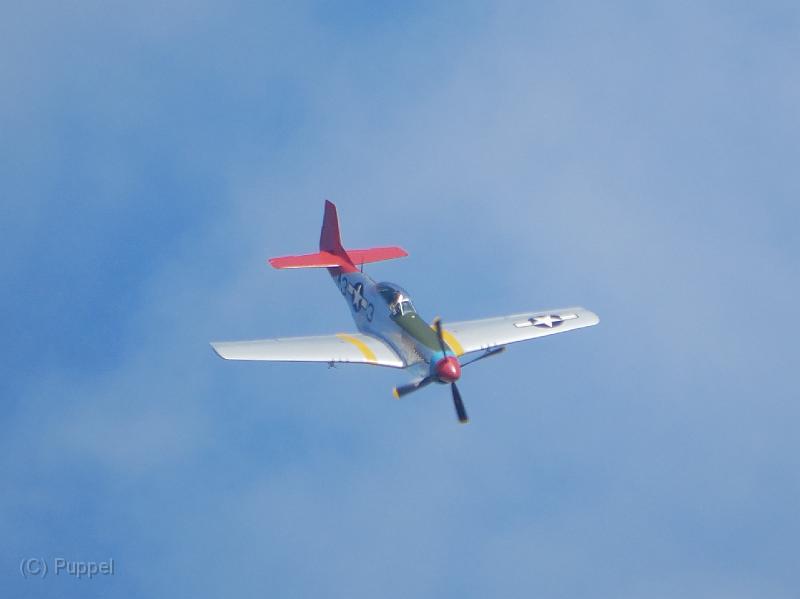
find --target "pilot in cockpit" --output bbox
[389,292,416,317]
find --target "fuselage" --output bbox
[329,268,457,379]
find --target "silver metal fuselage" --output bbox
[330,269,442,377]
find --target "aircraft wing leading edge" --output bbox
[443,307,599,355]
[210,333,405,368]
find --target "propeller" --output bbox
[450,379,468,424]
[393,376,434,399]
[392,318,494,424]
[433,317,469,424]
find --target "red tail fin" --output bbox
[268,200,408,270]
[319,200,345,255]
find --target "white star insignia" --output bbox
[531,314,559,327]
[513,312,577,329]
[351,284,364,309]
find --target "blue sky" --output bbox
[3,1,799,597]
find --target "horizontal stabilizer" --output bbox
[269,251,351,269]
[347,246,408,265]
[269,246,408,269]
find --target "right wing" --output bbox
[442,307,599,356]
[210,332,405,368]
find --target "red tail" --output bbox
[319,200,346,255]
[268,200,408,270]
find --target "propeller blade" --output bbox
[433,317,448,355]
[460,346,506,368]
[393,376,434,399]
[451,383,469,423]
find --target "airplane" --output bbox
[211,201,599,423]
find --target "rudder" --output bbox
[320,199,345,255]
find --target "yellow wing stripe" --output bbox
[442,329,465,356]
[336,333,378,362]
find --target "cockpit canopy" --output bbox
[376,282,417,317]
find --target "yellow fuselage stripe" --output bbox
[336,333,378,362]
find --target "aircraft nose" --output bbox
[435,356,461,383]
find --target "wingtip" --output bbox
[209,342,228,360]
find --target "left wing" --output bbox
[211,333,405,368]
[441,307,599,356]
